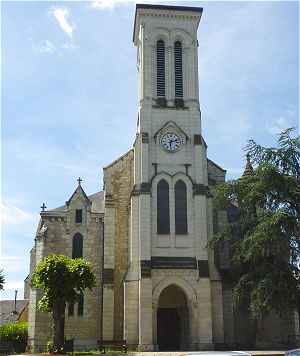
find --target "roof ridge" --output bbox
[103,149,133,170]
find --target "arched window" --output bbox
[175,180,187,234]
[157,40,166,98]
[174,41,183,98]
[157,179,170,234]
[72,233,83,259]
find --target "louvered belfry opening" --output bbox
[174,41,183,98]
[157,40,166,98]
[157,179,170,234]
[175,180,188,234]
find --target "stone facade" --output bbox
[27,4,298,352]
[27,187,104,351]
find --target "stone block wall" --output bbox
[103,150,134,339]
[28,193,104,350]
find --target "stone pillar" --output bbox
[189,293,200,350]
[102,285,114,340]
[211,281,225,344]
[197,278,214,349]
[28,230,51,352]
[124,280,139,345]
[102,195,115,339]
[139,278,153,350]
[194,194,208,260]
[124,192,140,345]
[152,299,158,350]
[222,283,235,346]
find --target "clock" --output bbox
[160,132,183,152]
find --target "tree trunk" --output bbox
[52,301,66,353]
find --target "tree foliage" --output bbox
[211,128,300,319]
[32,254,96,352]
[0,269,5,290]
[0,322,28,353]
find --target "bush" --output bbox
[47,340,54,353]
[0,322,28,353]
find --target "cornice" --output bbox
[133,4,202,44]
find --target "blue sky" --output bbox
[1,0,299,300]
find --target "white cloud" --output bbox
[4,138,99,190]
[51,7,74,38]
[0,280,24,300]
[30,38,78,55]
[0,256,27,274]
[39,40,56,54]
[62,42,78,50]
[0,200,38,242]
[91,0,158,10]
[3,281,24,290]
[30,39,56,54]
[267,116,291,135]
[1,202,35,227]
[92,0,133,9]
[0,256,29,301]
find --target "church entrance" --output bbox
[157,284,189,351]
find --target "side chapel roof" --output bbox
[46,189,104,214]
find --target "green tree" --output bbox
[0,269,5,290]
[32,255,96,353]
[211,128,300,321]
[0,322,28,353]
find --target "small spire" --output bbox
[77,177,83,186]
[242,153,254,177]
[40,203,47,212]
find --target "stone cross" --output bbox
[40,203,47,212]
[77,177,83,185]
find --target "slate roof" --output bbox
[48,191,104,214]
[0,300,29,325]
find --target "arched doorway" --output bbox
[157,284,189,350]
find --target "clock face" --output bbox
[160,132,183,152]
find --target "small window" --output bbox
[75,209,82,223]
[68,303,74,317]
[157,179,170,234]
[72,233,83,259]
[78,293,84,316]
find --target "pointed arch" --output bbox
[72,233,83,258]
[157,179,170,234]
[174,41,183,98]
[175,180,187,234]
[157,40,166,98]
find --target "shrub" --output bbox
[47,340,54,353]
[0,322,28,353]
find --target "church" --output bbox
[26,4,297,351]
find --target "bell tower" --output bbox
[133,4,202,113]
[124,4,219,350]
